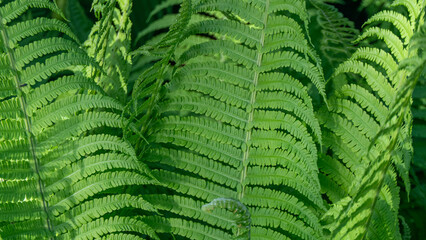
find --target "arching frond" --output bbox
[0,1,156,238]
[139,0,328,239]
[2,0,423,239]
[320,1,425,239]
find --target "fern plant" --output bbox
[135,0,329,239]
[0,0,157,238]
[0,0,425,239]
[319,1,425,239]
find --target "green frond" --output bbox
[21,52,94,85]
[351,47,398,78]
[25,74,103,112]
[176,62,254,88]
[398,216,411,240]
[138,0,327,239]
[318,154,355,194]
[173,75,251,108]
[148,149,240,188]
[145,194,236,231]
[3,0,423,238]
[338,84,388,123]
[250,226,292,240]
[31,94,123,132]
[151,129,243,168]
[36,112,124,144]
[246,166,323,207]
[56,216,158,240]
[263,33,317,60]
[261,51,326,98]
[180,40,257,68]
[152,116,245,147]
[153,170,237,201]
[147,0,183,21]
[194,0,264,27]
[0,1,156,238]
[0,77,15,99]
[185,19,261,48]
[134,0,207,50]
[399,22,426,238]
[391,0,423,25]
[321,2,425,238]
[137,14,179,42]
[250,208,319,240]
[242,187,321,231]
[265,15,305,37]
[269,0,309,21]
[47,171,153,207]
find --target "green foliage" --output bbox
[0,0,425,239]
[139,0,329,238]
[0,0,156,238]
[84,0,133,102]
[308,0,359,78]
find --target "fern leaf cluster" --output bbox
[0,0,425,239]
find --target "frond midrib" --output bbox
[0,13,54,235]
[238,0,269,201]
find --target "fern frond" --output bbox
[140,0,328,239]
[320,1,425,239]
[357,0,390,16]
[328,64,422,239]
[0,1,157,238]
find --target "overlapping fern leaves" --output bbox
[1,0,425,239]
[137,0,329,239]
[319,0,425,239]
[0,0,156,238]
[84,0,133,102]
